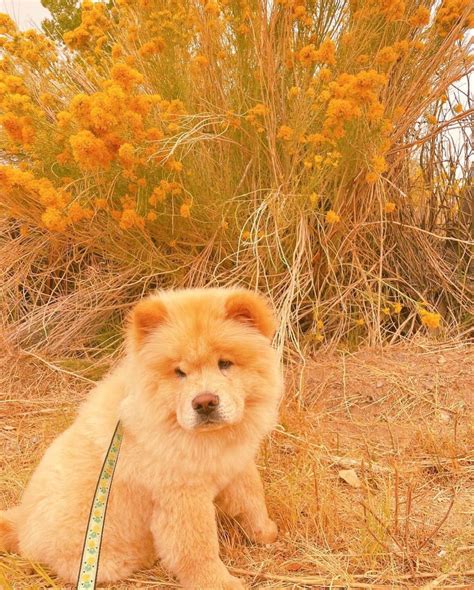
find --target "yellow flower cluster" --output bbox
[297,38,336,67]
[0,5,195,232]
[119,208,145,230]
[139,37,166,58]
[0,165,95,231]
[111,63,144,92]
[0,0,469,285]
[392,302,402,313]
[64,0,111,50]
[326,210,340,224]
[380,0,405,21]
[67,201,94,223]
[324,98,361,138]
[322,70,387,138]
[0,71,40,150]
[0,13,13,34]
[277,125,294,141]
[375,46,400,66]
[69,130,113,171]
[419,308,442,329]
[180,202,192,218]
[1,112,35,146]
[118,143,136,169]
[246,103,268,132]
[409,6,431,27]
[435,0,474,37]
[0,166,66,207]
[366,155,388,183]
[0,17,56,67]
[148,180,182,206]
[351,0,405,21]
[52,68,178,178]
[381,301,403,316]
[278,0,312,25]
[287,86,300,99]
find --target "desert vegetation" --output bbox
[0,0,472,356]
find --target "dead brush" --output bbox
[359,471,457,572]
[0,1,472,357]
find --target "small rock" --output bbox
[2,425,15,431]
[376,381,384,388]
[338,468,361,488]
[439,411,451,423]
[280,443,297,455]
[438,355,447,365]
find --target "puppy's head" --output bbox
[127,288,281,433]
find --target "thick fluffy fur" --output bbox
[1,288,283,589]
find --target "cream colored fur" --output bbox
[0,288,282,589]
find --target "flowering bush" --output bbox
[0,1,472,353]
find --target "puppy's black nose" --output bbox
[192,393,219,415]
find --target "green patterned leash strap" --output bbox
[76,421,124,590]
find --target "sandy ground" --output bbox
[0,342,473,588]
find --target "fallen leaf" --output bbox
[338,468,361,488]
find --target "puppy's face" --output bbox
[128,288,281,433]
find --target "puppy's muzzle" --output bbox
[192,393,220,417]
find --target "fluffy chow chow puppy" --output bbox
[0,288,283,589]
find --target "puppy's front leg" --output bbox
[216,462,278,545]
[151,490,245,590]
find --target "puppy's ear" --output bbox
[129,297,167,348]
[225,290,277,340]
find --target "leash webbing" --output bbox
[76,421,123,590]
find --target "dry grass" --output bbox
[1,341,473,589]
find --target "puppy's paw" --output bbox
[183,571,247,590]
[219,574,247,589]
[250,518,278,545]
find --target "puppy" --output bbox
[0,288,283,589]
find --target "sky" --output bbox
[2,0,50,29]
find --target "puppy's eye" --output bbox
[175,367,186,378]
[218,359,233,371]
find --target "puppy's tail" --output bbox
[0,508,19,553]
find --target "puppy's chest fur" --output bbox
[117,427,257,496]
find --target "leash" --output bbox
[76,421,123,590]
